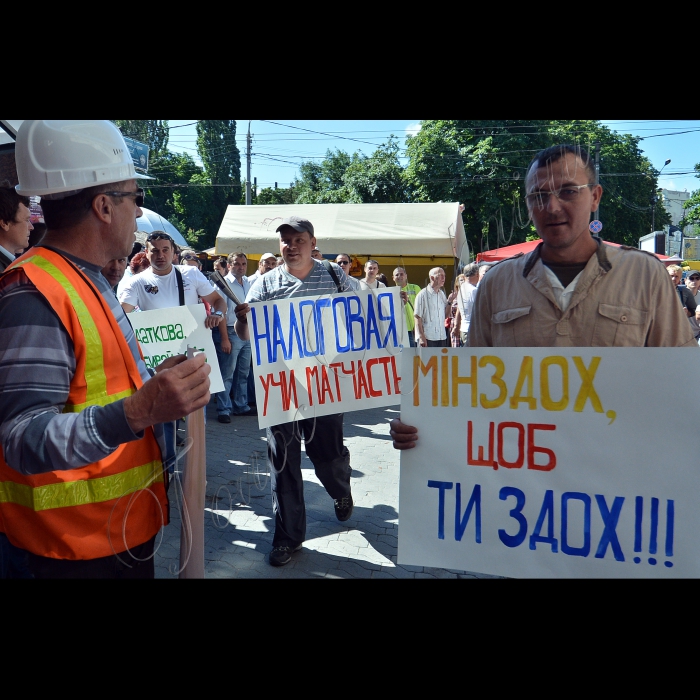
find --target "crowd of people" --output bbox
[0,121,697,579]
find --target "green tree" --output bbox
[256,184,298,205]
[111,120,169,156]
[343,138,408,203]
[404,120,668,253]
[681,164,700,235]
[196,120,241,227]
[295,149,359,203]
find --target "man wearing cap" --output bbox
[0,181,34,273]
[0,120,211,578]
[311,246,323,260]
[234,216,356,567]
[390,144,696,450]
[248,252,278,283]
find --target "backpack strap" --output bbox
[174,266,185,306]
[321,259,343,293]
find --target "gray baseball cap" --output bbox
[276,216,314,236]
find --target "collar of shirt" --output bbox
[0,244,16,262]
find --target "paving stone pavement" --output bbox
[155,400,496,579]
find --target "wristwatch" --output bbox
[212,311,224,318]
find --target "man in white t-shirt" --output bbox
[359,259,386,290]
[119,232,226,326]
[451,262,479,346]
[414,267,448,347]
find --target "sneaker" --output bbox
[334,495,354,522]
[217,414,231,424]
[269,544,302,567]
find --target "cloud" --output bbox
[405,123,421,137]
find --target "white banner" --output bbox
[129,304,224,394]
[398,347,700,578]
[248,288,409,428]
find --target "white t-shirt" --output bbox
[359,279,386,290]
[119,264,216,311]
[414,285,448,341]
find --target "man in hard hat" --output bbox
[0,120,211,578]
[0,181,34,273]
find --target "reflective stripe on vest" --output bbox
[0,460,163,511]
[11,255,136,411]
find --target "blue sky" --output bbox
[166,119,700,194]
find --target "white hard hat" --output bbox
[15,120,153,198]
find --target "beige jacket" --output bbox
[469,240,697,348]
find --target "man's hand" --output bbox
[234,303,250,323]
[220,332,232,354]
[204,313,225,329]
[154,355,185,373]
[400,291,408,304]
[417,335,427,347]
[123,354,211,433]
[695,307,700,322]
[390,418,418,450]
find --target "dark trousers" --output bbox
[427,338,448,347]
[26,536,156,579]
[267,413,351,547]
[0,533,32,579]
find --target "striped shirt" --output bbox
[0,247,164,476]
[246,260,354,303]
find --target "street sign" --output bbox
[123,136,149,172]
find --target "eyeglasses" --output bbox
[103,188,145,207]
[182,254,198,261]
[688,276,700,281]
[336,260,350,266]
[525,184,595,210]
[146,232,173,242]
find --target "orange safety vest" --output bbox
[0,248,168,560]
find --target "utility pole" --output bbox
[245,120,252,205]
[593,141,600,221]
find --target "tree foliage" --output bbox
[196,120,241,226]
[681,164,700,235]
[404,120,668,253]
[111,120,169,156]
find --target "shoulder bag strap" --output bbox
[321,259,342,293]
[174,266,185,306]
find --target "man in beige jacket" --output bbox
[391,144,696,449]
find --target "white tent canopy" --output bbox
[215,203,466,258]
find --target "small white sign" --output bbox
[129,304,224,394]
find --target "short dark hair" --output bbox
[526,145,596,186]
[0,180,30,225]
[227,252,246,264]
[40,183,130,229]
[336,253,352,263]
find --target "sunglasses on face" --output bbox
[337,260,350,265]
[147,232,173,242]
[102,188,145,207]
[182,254,198,261]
